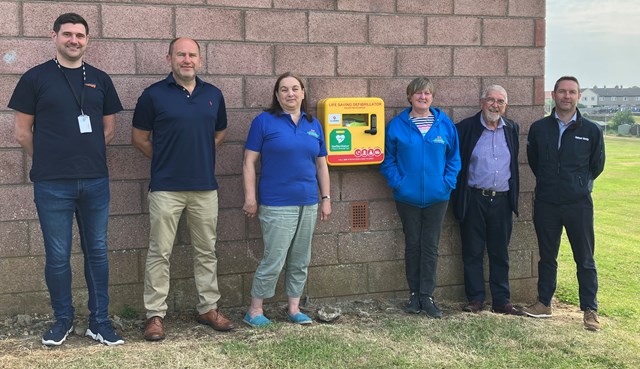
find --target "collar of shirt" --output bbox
[554,111,577,126]
[280,110,308,122]
[555,111,577,148]
[479,113,505,130]
[164,73,203,89]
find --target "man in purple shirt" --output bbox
[452,85,523,316]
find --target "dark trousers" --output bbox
[395,200,448,298]
[533,198,598,311]
[460,191,513,305]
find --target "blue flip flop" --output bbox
[287,312,312,325]
[243,313,272,328]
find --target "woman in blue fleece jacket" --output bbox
[381,77,461,318]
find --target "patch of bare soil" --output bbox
[0,298,586,356]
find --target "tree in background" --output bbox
[609,110,635,131]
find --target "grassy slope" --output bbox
[3,313,639,369]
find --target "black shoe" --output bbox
[405,292,421,314]
[42,319,73,346]
[420,296,442,319]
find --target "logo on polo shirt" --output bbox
[575,136,589,141]
[307,129,320,139]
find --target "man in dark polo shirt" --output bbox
[9,13,124,346]
[132,37,233,341]
[452,85,523,316]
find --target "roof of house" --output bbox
[582,87,640,97]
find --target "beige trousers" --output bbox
[144,190,220,319]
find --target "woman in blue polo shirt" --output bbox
[242,72,332,327]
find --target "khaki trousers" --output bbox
[144,190,220,319]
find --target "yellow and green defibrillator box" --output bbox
[317,97,385,166]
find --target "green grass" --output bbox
[6,313,637,369]
[555,136,640,332]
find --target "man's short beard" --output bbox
[485,111,501,123]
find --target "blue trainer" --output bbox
[86,321,125,346]
[287,312,312,325]
[42,319,74,346]
[243,313,272,328]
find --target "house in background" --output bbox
[580,86,640,110]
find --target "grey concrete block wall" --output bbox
[0,0,545,316]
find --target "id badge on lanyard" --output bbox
[78,114,92,133]
[55,58,92,134]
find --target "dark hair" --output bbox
[266,72,313,122]
[53,13,88,34]
[554,76,580,92]
[168,37,201,56]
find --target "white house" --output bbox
[580,86,640,110]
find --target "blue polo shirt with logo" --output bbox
[245,111,327,206]
[133,73,227,191]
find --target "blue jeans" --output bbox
[34,178,111,324]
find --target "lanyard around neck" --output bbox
[54,58,86,115]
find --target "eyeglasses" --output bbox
[484,98,507,106]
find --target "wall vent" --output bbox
[349,201,369,231]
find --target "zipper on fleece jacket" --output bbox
[418,115,441,206]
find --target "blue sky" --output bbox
[545,0,640,90]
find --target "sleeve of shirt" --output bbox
[8,73,37,115]
[132,89,155,131]
[315,119,327,157]
[526,124,539,176]
[101,73,123,115]
[511,121,520,158]
[443,118,461,191]
[215,92,228,132]
[244,114,265,152]
[590,125,605,180]
[379,119,402,190]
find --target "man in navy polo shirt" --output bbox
[9,13,124,346]
[132,37,233,341]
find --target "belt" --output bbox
[470,187,508,197]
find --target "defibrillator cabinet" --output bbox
[317,97,385,166]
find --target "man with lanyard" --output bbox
[132,37,233,341]
[452,85,524,316]
[523,76,605,331]
[9,13,124,346]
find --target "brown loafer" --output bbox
[463,300,484,313]
[144,316,165,341]
[197,309,234,332]
[492,303,526,316]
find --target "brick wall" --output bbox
[0,0,545,316]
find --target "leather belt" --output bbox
[470,187,508,197]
